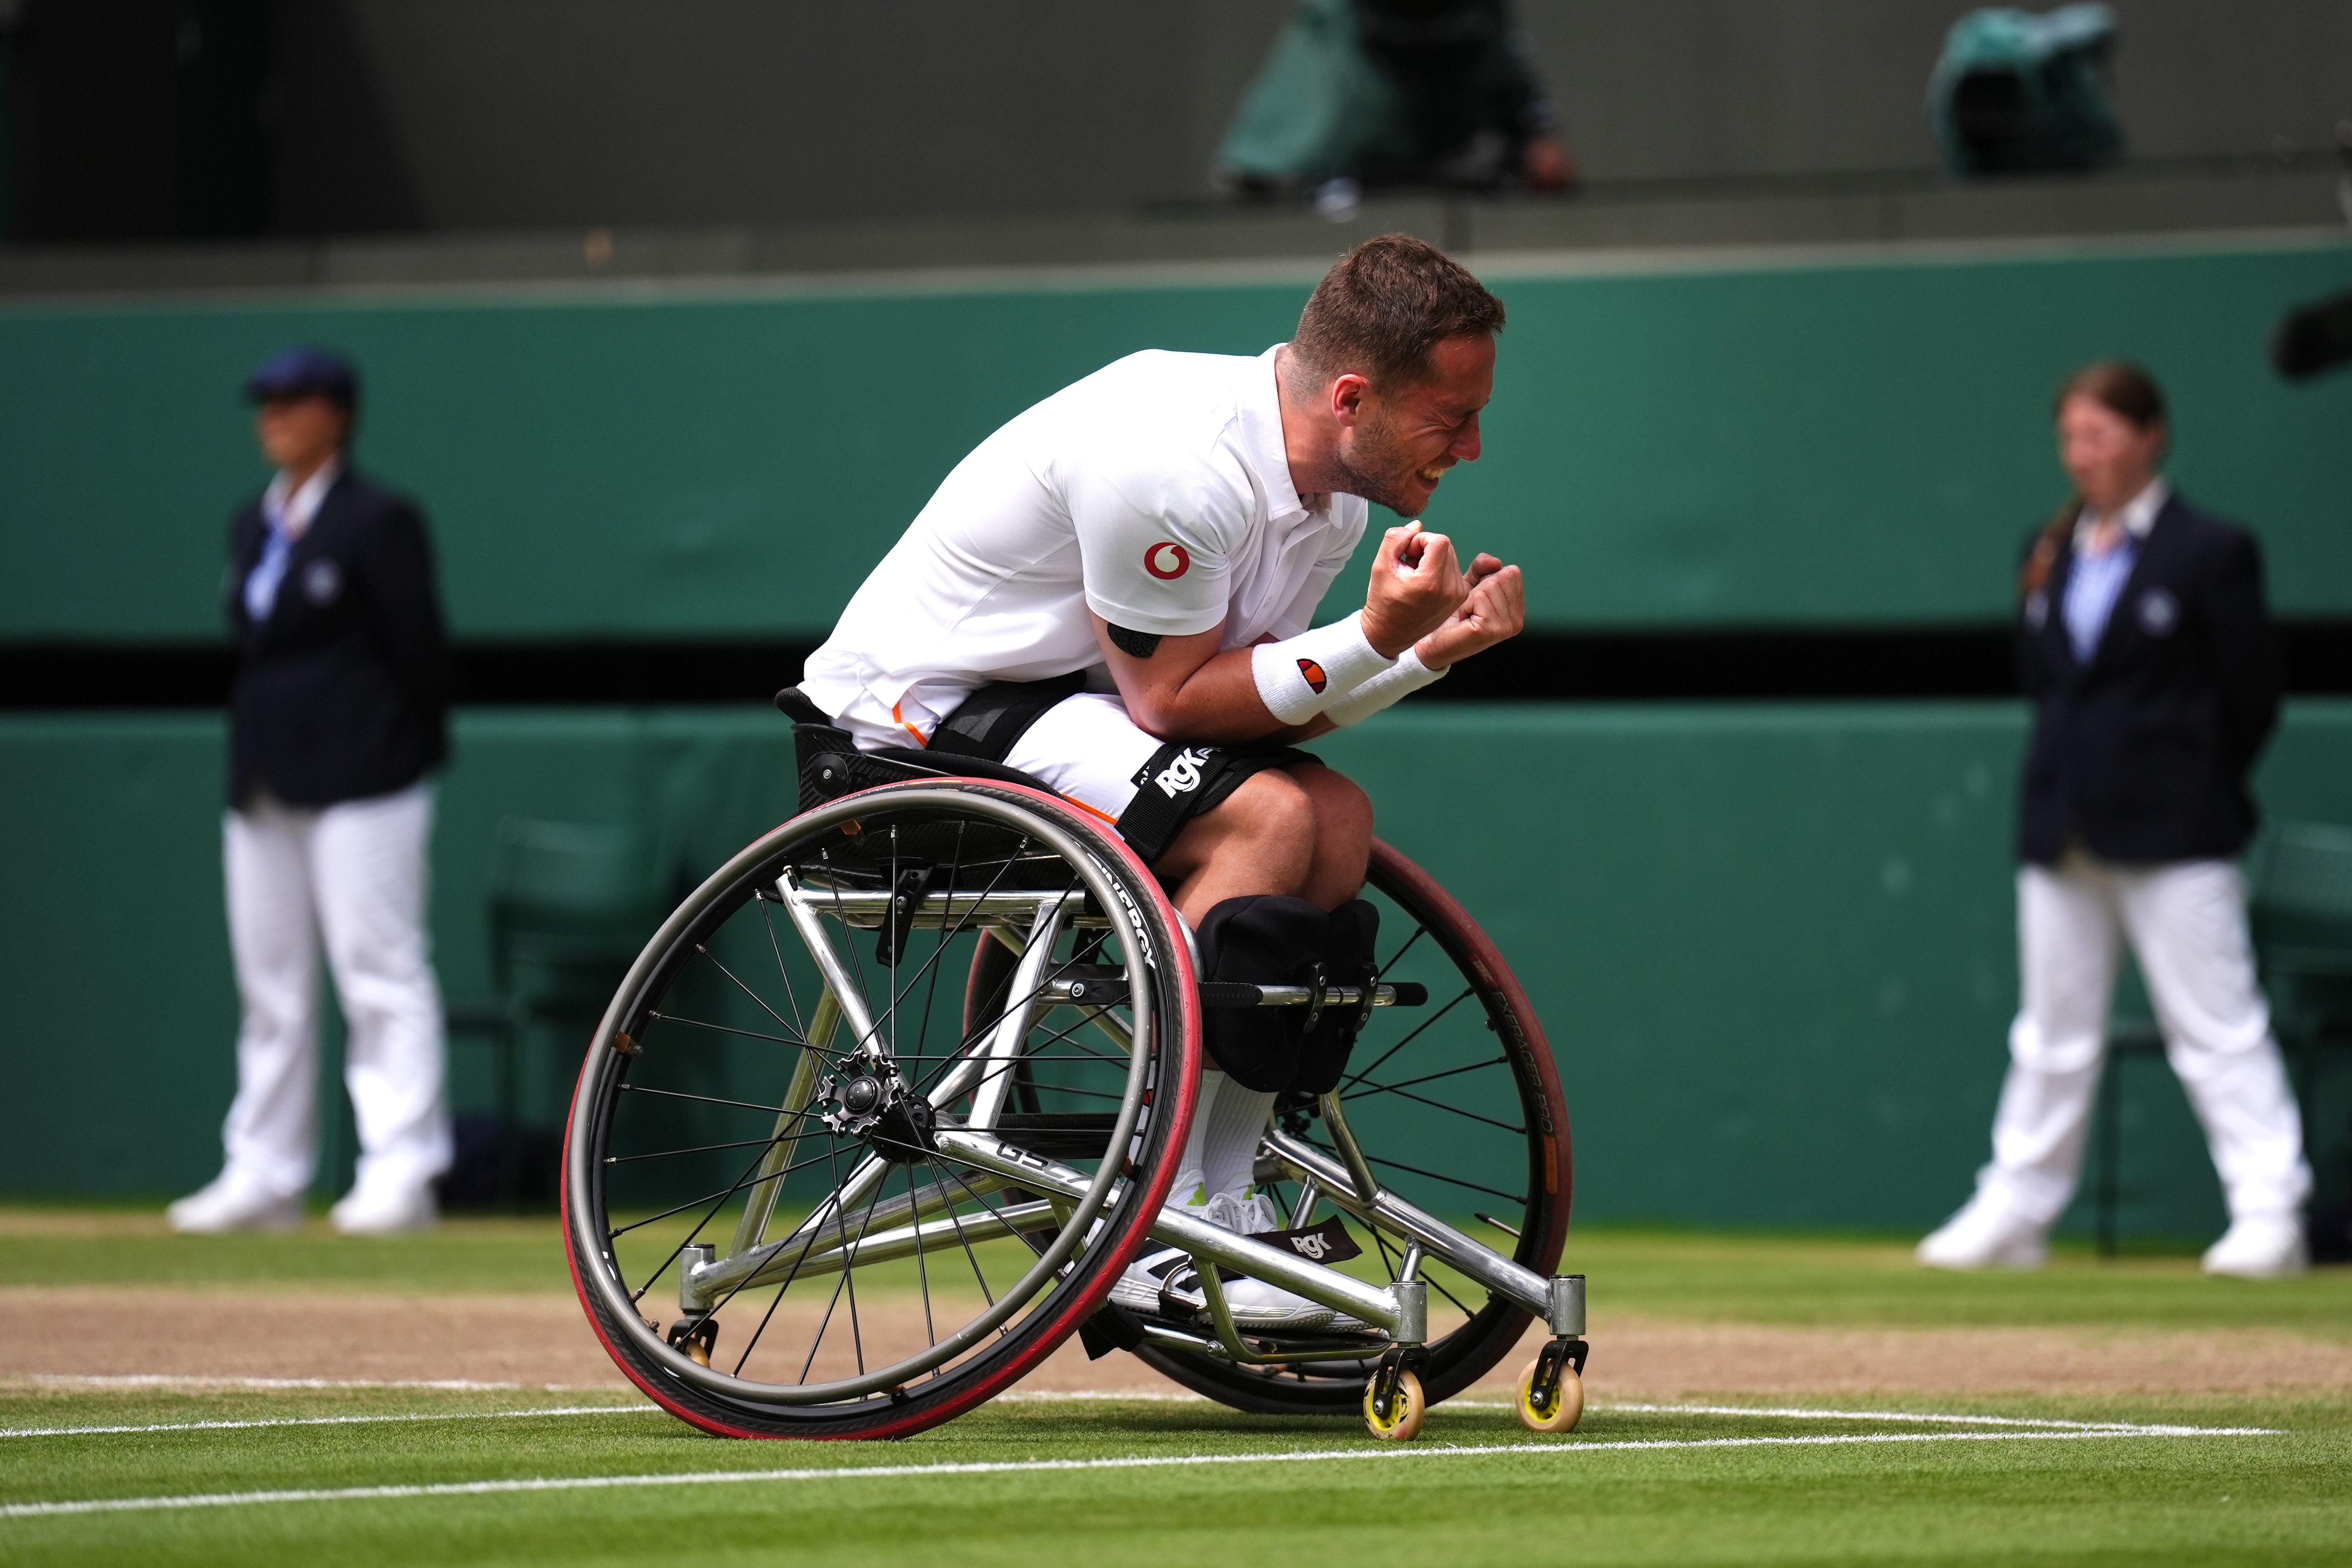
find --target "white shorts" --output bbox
[829,688,1162,825]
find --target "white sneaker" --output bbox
[1916,1192,2048,1270]
[1109,1176,1365,1332]
[166,1174,304,1234]
[2201,1216,2308,1279]
[330,1182,438,1236]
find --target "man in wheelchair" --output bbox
[790,234,1526,1334]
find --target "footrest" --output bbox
[1199,981,1429,1008]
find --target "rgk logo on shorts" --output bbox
[1152,747,1212,799]
[1143,541,1190,580]
[1297,657,1328,694]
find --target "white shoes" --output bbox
[165,1174,304,1234]
[329,1181,438,1236]
[2201,1215,2308,1279]
[1916,1192,2049,1270]
[1110,1172,1366,1333]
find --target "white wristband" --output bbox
[1323,643,1445,727]
[1250,611,1395,724]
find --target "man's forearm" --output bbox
[1124,645,1301,744]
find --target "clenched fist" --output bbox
[1417,553,1524,670]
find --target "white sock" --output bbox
[1201,1076,1277,1201]
[1176,1070,1222,1205]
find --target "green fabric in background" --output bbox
[8,700,2348,1234]
[2,235,2347,643]
[1217,0,1410,184]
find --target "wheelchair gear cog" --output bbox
[817,1070,937,1163]
[818,1071,890,1137]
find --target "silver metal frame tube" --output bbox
[966,895,1073,1129]
[1263,1127,1553,1318]
[790,887,1113,929]
[776,873,887,1061]
[726,991,838,1259]
[935,1128,1403,1332]
[690,1167,1012,1304]
[773,1200,1062,1279]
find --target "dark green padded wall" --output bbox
[9,702,2348,1232]
[5,236,2348,641]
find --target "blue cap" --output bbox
[244,346,358,408]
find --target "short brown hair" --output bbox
[1289,234,1505,389]
[2055,359,2167,429]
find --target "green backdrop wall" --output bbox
[7,700,2349,1235]
[4,235,2349,643]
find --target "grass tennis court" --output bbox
[3,1209,2346,1565]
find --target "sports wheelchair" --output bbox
[562,695,1589,1442]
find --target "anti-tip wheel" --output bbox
[1363,1369,1426,1442]
[1513,1354,1583,1433]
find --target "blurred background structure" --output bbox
[2,1,2349,1242]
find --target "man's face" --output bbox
[255,394,350,475]
[1332,333,1494,517]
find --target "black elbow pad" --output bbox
[1106,624,1162,659]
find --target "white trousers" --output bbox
[1974,852,2310,1227]
[219,782,452,1201]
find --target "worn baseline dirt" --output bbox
[5,1286,2348,1398]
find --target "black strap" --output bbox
[1114,740,1315,864]
[927,672,1089,764]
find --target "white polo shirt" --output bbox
[800,344,1369,747]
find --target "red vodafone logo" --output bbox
[1143,541,1191,580]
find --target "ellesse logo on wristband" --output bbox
[1143,541,1190,579]
[1298,658,1328,693]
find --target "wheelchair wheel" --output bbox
[1112,838,1569,1414]
[563,780,1200,1439]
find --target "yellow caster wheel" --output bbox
[667,1316,718,1369]
[1513,1352,1584,1433]
[1364,1368,1426,1441]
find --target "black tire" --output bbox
[564,781,1201,1439]
[1122,838,1569,1413]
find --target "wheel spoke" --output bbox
[605,1129,817,1166]
[1350,1056,1510,1098]
[622,1082,828,1117]
[692,943,811,1044]
[645,1011,828,1054]
[1338,985,1476,1091]
[1344,1081,1523,1136]
[755,892,811,1036]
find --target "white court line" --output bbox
[988,1393,2170,1432]
[997,1401,1214,1410]
[0,1388,2215,1439]
[0,1406,659,1440]
[0,1426,2277,1520]
[1593,1402,2199,1433]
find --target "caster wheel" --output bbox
[1363,1368,1426,1441]
[1513,1354,1583,1433]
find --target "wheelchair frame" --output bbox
[567,773,1589,1440]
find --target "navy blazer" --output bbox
[226,468,450,809]
[2015,492,2279,866]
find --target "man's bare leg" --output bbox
[1155,771,1316,925]
[1289,763,1373,910]
[1152,765,1375,924]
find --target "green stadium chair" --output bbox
[475,816,674,1204]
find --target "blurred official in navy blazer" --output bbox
[1920,361,2309,1279]
[168,347,455,1238]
